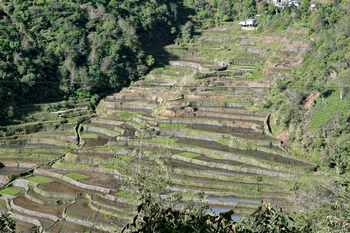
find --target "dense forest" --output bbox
[0,0,185,122]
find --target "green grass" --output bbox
[0,203,2,208]
[172,191,207,199]
[151,138,177,143]
[81,134,98,139]
[28,176,52,183]
[119,112,138,120]
[178,152,201,158]
[0,188,21,195]
[225,99,240,103]
[25,146,39,149]
[217,138,231,146]
[308,90,350,131]
[159,124,187,128]
[202,64,217,68]
[308,111,334,131]
[133,100,149,104]
[65,173,88,180]
[114,191,130,198]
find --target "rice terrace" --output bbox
[0,0,350,232]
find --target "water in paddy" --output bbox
[190,124,274,141]
[119,124,136,137]
[176,138,312,167]
[15,221,37,233]
[0,166,29,175]
[44,167,123,189]
[82,131,109,148]
[66,198,123,227]
[14,196,68,217]
[38,179,103,195]
[0,143,67,150]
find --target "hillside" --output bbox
[0,0,350,232]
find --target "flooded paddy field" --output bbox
[81,131,109,148]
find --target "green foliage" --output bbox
[178,152,201,158]
[316,138,323,148]
[308,111,334,131]
[0,212,16,233]
[115,191,130,198]
[133,101,149,104]
[119,112,138,120]
[81,133,98,139]
[123,194,311,232]
[145,55,155,67]
[65,173,88,180]
[0,188,21,196]
[0,0,182,120]
[151,138,177,143]
[28,176,52,183]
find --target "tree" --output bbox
[0,213,16,233]
[123,195,311,233]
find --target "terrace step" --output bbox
[26,185,75,205]
[11,209,54,230]
[46,220,104,233]
[65,198,123,232]
[158,117,264,131]
[11,196,62,221]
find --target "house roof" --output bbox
[246,19,256,21]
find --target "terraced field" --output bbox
[0,22,325,232]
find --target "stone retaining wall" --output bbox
[25,186,74,205]
[0,175,9,184]
[121,140,303,175]
[82,124,122,137]
[110,94,163,103]
[172,154,293,178]
[63,212,115,232]
[1,162,36,169]
[0,138,75,149]
[198,107,267,117]
[34,185,82,199]
[91,118,124,126]
[105,102,158,111]
[9,212,42,231]
[13,179,36,188]
[158,117,262,131]
[169,61,227,72]
[11,198,59,222]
